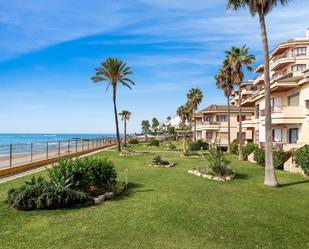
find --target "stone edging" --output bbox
[188,169,236,181]
[119,152,151,156]
[149,163,176,168]
[93,192,117,205]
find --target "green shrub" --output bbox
[254,148,265,166]
[188,140,209,151]
[6,178,89,211]
[205,149,233,177]
[230,140,239,155]
[294,145,309,175]
[151,155,170,166]
[148,140,160,146]
[273,149,286,170]
[183,151,200,157]
[48,157,117,193]
[128,138,139,144]
[168,142,177,150]
[243,143,259,160]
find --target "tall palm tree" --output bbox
[187,88,204,142]
[215,61,234,153]
[119,110,132,147]
[91,57,134,152]
[226,46,255,160]
[177,105,190,152]
[227,0,288,187]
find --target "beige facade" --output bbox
[232,30,309,151]
[194,105,254,147]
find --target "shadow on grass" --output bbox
[279,180,309,188]
[236,173,250,180]
[113,182,154,202]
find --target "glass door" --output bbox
[288,128,299,144]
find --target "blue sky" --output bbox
[0,0,309,134]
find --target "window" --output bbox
[237,115,246,122]
[291,64,306,72]
[272,129,282,142]
[293,47,307,56]
[216,115,228,122]
[255,105,260,118]
[305,100,309,109]
[288,93,300,106]
[206,132,212,140]
[288,128,299,144]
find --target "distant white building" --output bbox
[164,116,181,128]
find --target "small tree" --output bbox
[152,118,160,135]
[141,120,150,135]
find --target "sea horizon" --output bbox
[0,133,117,146]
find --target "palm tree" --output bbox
[187,88,204,142]
[227,0,287,187]
[226,46,255,160]
[215,60,234,153]
[177,105,190,152]
[152,118,160,135]
[119,110,132,147]
[91,57,134,152]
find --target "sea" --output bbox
[0,133,115,146]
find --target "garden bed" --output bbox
[188,169,236,181]
[149,155,176,168]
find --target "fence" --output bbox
[0,137,117,169]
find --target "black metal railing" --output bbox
[0,137,117,169]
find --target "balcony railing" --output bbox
[202,121,220,125]
[260,105,302,117]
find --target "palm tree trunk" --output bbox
[182,124,186,152]
[227,96,231,153]
[124,120,127,146]
[259,13,278,187]
[193,109,197,142]
[238,83,243,160]
[113,86,121,152]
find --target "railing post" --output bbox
[68,140,70,154]
[46,142,49,159]
[58,141,61,156]
[9,144,12,167]
[88,140,90,150]
[30,143,33,162]
[76,139,78,153]
[82,139,84,151]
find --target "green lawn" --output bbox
[0,145,308,249]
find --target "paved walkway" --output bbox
[0,146,115,184]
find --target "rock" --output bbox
[94,195,105,205]
[226,176,231,181]
[104,192,115,200]
[206,175,213,180]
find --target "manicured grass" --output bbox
[0,145,308,249]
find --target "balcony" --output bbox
[242,117,257,128]
[241,88,254,96]
[196,121,220,130]
[270,53,296,71]
[260,105,304,124]
[253,74,264,85]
